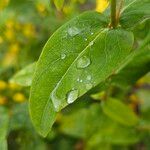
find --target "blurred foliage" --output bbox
[0,0,150,150]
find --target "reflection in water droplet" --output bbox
[68,27,80,37]
[89,41,94,46]
[86,83,93,90]
[67,89,79,104]
[61,53,66,59]
[76,56,91,69]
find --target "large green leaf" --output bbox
[29,11,134,136]
[102,98,139,126]
[120,0,150,28]
[10,62,36,87]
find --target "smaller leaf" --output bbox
[53,0,64,10]
[102,98,139,126]
[10,62,36,87]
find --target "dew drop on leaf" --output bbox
[76,56,91,69]
[68,27,81,37]
[87,75,92,81]
[91,32,94,35]
[89,41,94,46]
[67,89,79,104]
[61,53,66,59]
[85,83,93,90]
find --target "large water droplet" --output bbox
[67,89,79,104]
[61,53,66,59]
[76,56,91,69]
[68,27,80,37]
[85,83,93,90]
[50,91,62,112]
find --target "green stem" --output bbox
[111,0,117,28]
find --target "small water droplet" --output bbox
[91,32,94,35]
[68,27,80,37]
[76,56,91,69]
[84,38,88,41]
[67,89,79,104]
[87,75,92,81]
[80,79,83,83]
[85,83,93,90]
[77,78,80,82]
[89,41,94,46]
[61,53,66,59]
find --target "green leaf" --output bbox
[10,62,36,87]
[112,45,150,89]
[29,11,134,137]
[53,0,64,10]
[102,98,139,126]
[120,0,150,28]
[0,107,9,150]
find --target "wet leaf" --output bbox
[29,11,134,136]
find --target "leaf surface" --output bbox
[102,98,139,126]
[29,11,133,136]
[120,0,150,28]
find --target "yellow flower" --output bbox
[0,96,7,105]
[95,0,109,13]
[0,80,7,90]
[36,3,47,16]
[9,43,20,53]
[23,23,36,38]
[4,28,15,41]
[0,36,3,44]
[8,83,21,90]
[6,19,15,29]
[0,0,9,11]
[13,93,26,103]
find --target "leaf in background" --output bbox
[0,107,9,150]
[10,62,36,87]
[29,11,134,137]
[112,45,150,89]
[120,0,150,28]
[102,98,139,126]
[53,0,64,10]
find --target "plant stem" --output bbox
[110,0,117,28]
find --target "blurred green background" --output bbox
[0,0,150,150]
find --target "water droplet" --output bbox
[76,56,91,69]
[80,79,83,83]
[77,78,80,82]
[61,53,66,59]
[50,91,62,112]
[85,83,93,90]
[84,38,88,41]
[68,27,80,37]
[67,89,79,104]
[87,75,92,81]
[91,32,94,35]
[89,41,94,46]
